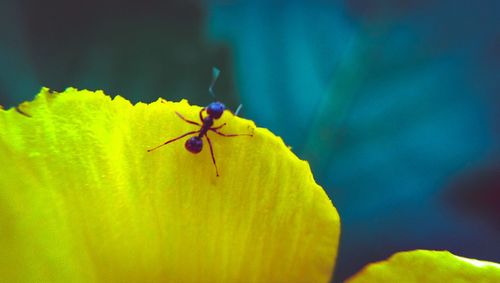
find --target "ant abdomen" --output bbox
[185,137,203,153]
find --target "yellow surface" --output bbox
[0,88,340,283]
[347,250,500,283]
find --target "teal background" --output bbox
[1,0,499,281]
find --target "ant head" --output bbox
[206,101,225,119]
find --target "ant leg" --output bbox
[147,130,199,152]
[175,112,200,126]
[209,129,253,137]
[199,108,205,123]
[205,134,220,177]
[211,123,227,131]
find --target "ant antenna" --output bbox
[234,104,243,116]
[208,67,221,98]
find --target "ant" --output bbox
[147,67,253,177]
[15,106,32,117]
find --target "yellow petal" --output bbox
[0,88,340,283]
[346,250,500,283]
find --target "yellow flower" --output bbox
[347,250,500,283]
[0,88,340,282]
[2,88,499,282]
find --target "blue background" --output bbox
[1,0,499,281]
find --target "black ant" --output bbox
[147,67,253,177]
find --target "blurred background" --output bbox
[1,0,499,281]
